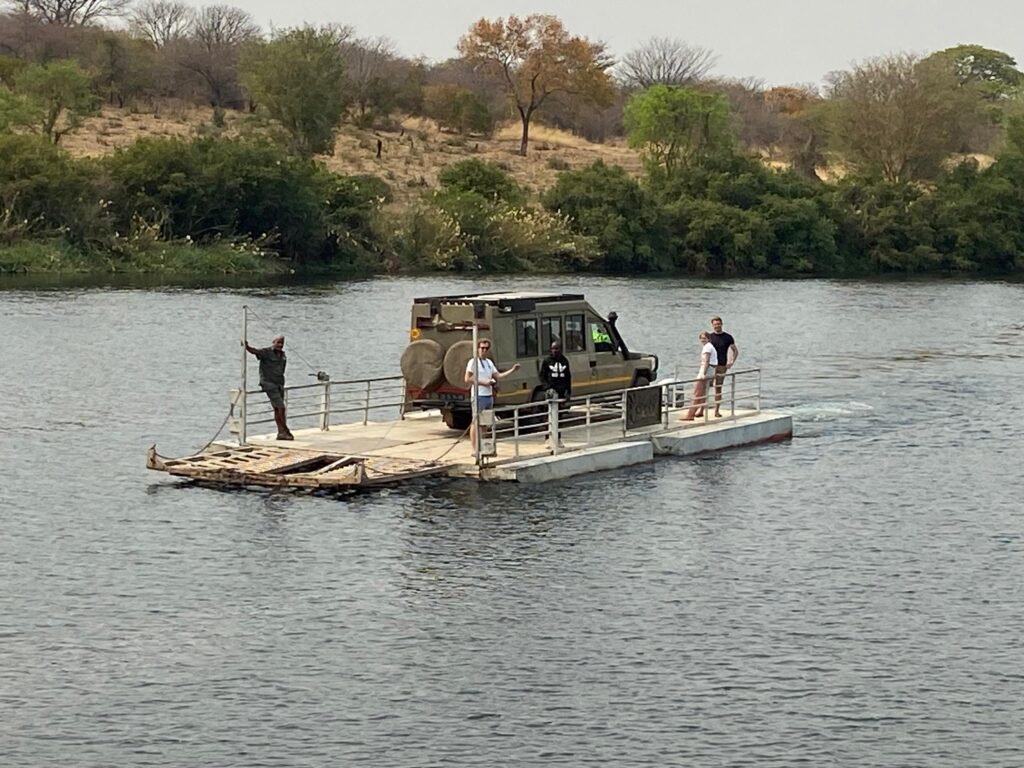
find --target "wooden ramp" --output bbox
[146,445,447,489]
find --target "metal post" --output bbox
[586,395,592,444]
[363,379,371,425]
[239,304,248,445]
[320,380,331,431]
[548,395,560,455]
[513,407,520,458]
[621,389,628,436]
[730,371,736,417]
[471,325,480,464]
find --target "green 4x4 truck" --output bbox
[400,292,659,429]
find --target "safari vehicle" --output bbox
[400,292,659,429]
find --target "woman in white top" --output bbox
[464,338,520,450]
[681,330,718,421]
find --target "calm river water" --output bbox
[2,275,1023,767]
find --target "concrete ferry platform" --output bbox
[147,371,791,489]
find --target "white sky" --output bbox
[234,0,1024,87]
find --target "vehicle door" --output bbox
[587,314,630,394]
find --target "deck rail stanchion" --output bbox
[239,304,248,445]
[624,389,629,436]
[471,325,481,466]
[730,371,736,418]
[362,380,371,425]
[548,394,560,455]
[320,378,331,431]
[513,408,521,458]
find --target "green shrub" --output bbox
[542,160,669,272]
[438,158,525,205]
[100,136,390,263]
[0,134,100,244]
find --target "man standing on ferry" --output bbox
[709,315,739,418]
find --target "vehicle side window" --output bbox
[541,317,562,350]
[564,314,585,353]
[589,318,614,353]
[516,318,539,357]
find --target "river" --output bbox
[2,275,1023,767]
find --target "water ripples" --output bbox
[2,278,1024,766]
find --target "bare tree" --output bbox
[189,3,258,48]
[618,37,716,90]
[828,54,973,181]
[128,0,192,47]
[176,4,260,107]
[340,34,405,122]
[5,0,133,25]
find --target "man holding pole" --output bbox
[243,335,294,440]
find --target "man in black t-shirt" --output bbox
[540,340,572,444]
[708,316,739,418]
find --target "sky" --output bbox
[231,0,1024,87]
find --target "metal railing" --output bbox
[481,368,762,464]
[230,375,406,442]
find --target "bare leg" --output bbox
[682,379,707,421]
[274,407,293,439]
[714,377,723,417]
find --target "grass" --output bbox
[0,238,289,276]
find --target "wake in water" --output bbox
[784,401,874,423]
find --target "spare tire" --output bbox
[443,340,477,388]
[400,339,444,390]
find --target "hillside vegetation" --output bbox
[2,8,1024,277]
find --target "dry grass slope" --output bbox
[60,106,645,209]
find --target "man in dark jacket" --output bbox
[539,340,572,443]
[243,335,294,440]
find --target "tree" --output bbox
[177,4,259,108]
[457,14,613,156]
[925,44,1022,101]
[128,0,193,47]
[90,32,156,107]
[0,87,33,131]
[618,37,716,90]
[15,59,99,143]
[623,85,731,178]
[827,54,972,182]
[239,25,349,156]
[764,86,826,181]
[339,35,403,125]
[5,0,132,26]
[423,84,494,135]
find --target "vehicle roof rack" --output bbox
[414,292,586,314]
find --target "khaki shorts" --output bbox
[713,364,728,386]
[261,382,286,408]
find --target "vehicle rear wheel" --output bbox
[633,374,652,387]
[442,407,472,431]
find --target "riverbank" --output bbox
[0,239,288,278]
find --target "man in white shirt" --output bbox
[464,339,520,452]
